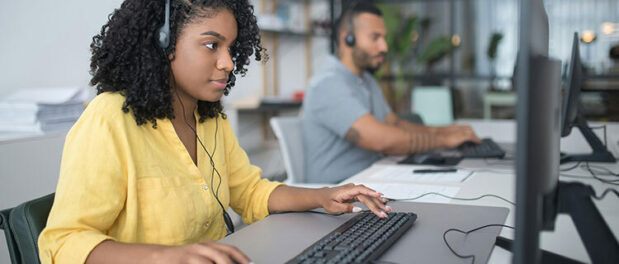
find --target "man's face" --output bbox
[351,13,388,73]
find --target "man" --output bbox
[302,1,480,183]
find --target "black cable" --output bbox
[387,192,515,206]
[584,162,619,186]
[560,161,581,172]
[560,173,596,180]
[174,83,234,234]
[592,188,619,200]
[583,164,619,176]
[443,224,514,264]
[561,163,619,185]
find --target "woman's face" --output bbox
[170,8,237,103]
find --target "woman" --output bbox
[38,0,391,263]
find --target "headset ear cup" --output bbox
[158,0,170,49]
[345,33,355,47]
[159,31,169,49]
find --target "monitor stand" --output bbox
[560,113,616,164]
[495,181,619,263]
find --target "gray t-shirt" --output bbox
[302,55,391,183]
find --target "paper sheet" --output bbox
[368,166,473,183]
[357,182,461,203]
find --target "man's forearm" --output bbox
[379,128,446,155]
[393,118,438,134]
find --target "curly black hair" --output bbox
[90,0,265,127]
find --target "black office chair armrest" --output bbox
[1,207,22,264]
[9,193,55,264]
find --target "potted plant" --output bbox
[375,4,419,113]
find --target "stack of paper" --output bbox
[0,87,86,133]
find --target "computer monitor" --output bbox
[513,56,562,264]
[560,32,616,163]
[513,0,561,263]
[512,2,618,263]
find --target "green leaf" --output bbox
[397,17,418,58]
[417,36,452,65]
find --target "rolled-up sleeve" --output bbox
[222,119,284,224]
[38,106,127,264]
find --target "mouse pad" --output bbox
[398,154,463,166]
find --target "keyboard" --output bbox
[456,138,505,158]
[399,138,505,165]
[286,211,417,264]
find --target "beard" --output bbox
[352,47,386,74]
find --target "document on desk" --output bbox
[358,182,460,203]
[368,165,473,183]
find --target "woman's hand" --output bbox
[154,241,252,264]
[318,183,392,218]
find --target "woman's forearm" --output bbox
[267,185,327,213]
[86,240,165,264]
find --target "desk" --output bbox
[219,119,619,263]
[344,120,619,263]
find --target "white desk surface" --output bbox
[342,119,619,263]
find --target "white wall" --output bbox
[0,2,123,263]
[0,1,326,263]
[0,0,124,97]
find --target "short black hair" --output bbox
[90,0,265,127]
[334,1,382,47]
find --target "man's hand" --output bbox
[438,125,481,148]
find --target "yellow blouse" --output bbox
[38,92,283,264]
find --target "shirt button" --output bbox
[203,185,209,190]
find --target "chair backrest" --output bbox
[0,193,54,264]
[411,86,454,126]
[270,116,304,184]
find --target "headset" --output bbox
[344,1,360,47]
[158,0,235,235]
[158,0,171,49]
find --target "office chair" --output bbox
[270,116,305,184]
[0,193,55,264]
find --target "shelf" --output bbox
[379,73,513,82]
[237,99,302,113]
[260,28,328,37]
